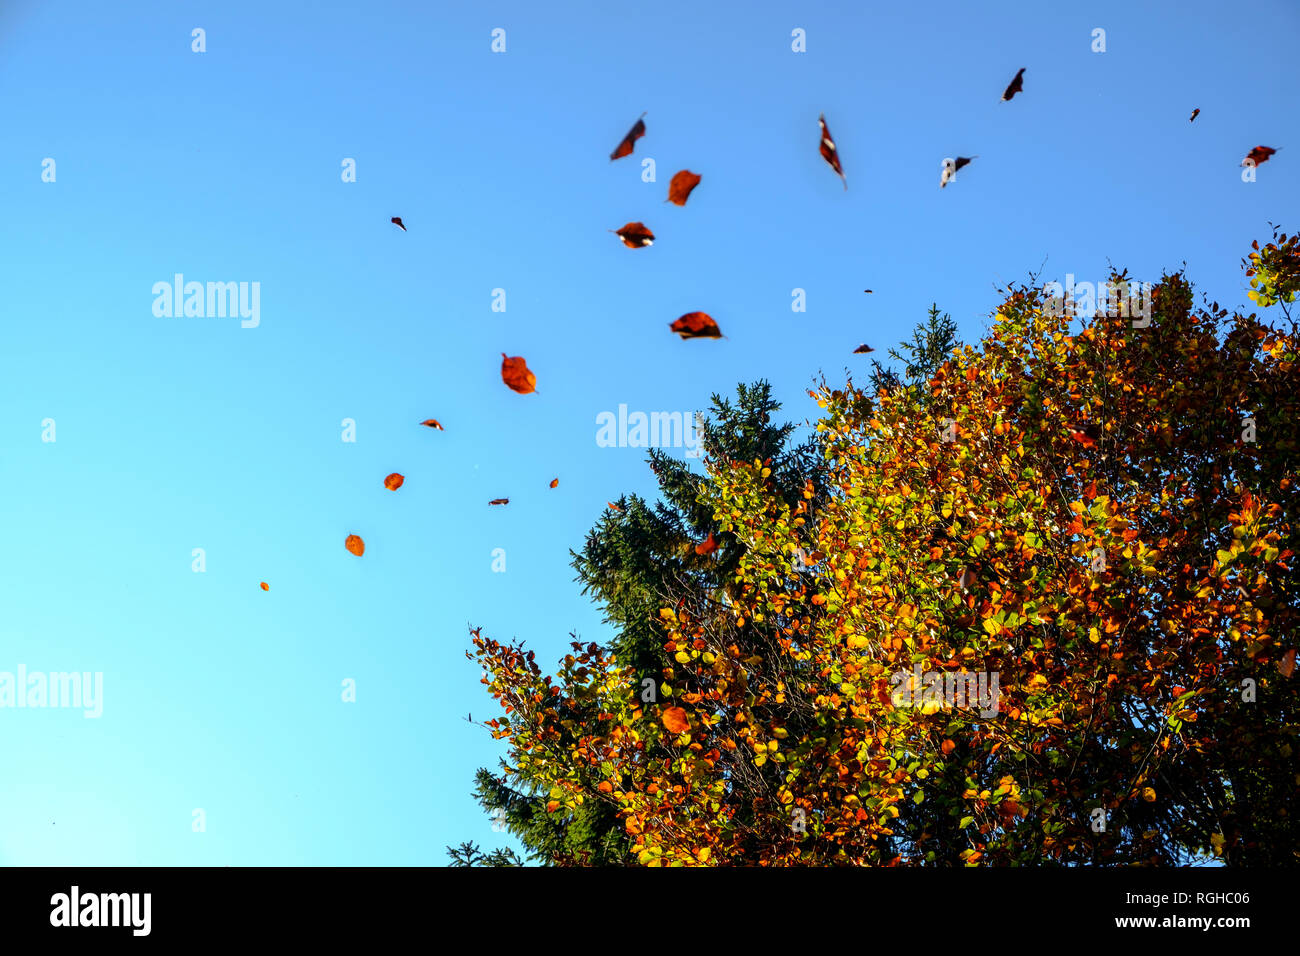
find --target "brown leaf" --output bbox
[501,353,537,394]
[419,419,444,430]
[489,498,509,506]
[670,312,722,340]
[549,478,559,489]
[345,534,365,557]
[612,222,654,248]
[391,217,406,231]
[610,112,646,160]
[854,343,874,354]
[667,170,701,206]
[384,473,405,491]
[1001,67,1025,101]
[1281,648,1297,678]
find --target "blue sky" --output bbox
[0,0,1295,865]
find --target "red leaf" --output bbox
[818,114,846,188]
[1243,145,1277,167]
[612,222,654,248]
[384,473,404,491]
[670,312,722,340]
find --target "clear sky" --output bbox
[0,0,1295,865]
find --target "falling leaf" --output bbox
[610,112,646,160]
[1189,108,1200,122]
[1001,67,1025,101]
[853,343,875,354]
[260,582,269,591]
[607,501,623,512]
[501,353,537,394]
[384,473,405,491]
[345,534,365,556]
[391,216,406,231]
[670,312,722,340]
[818,114,847,188]
[662,706,690,734]
[864,289,873,294]
[489,498,509,506]
[549,478,559,489]
[1243,145,1277,167]
[667,170,701,206]
[612,222,654,248]
[695,532,718,556]
[419,419,444,430]
[1141,787,1157,803]
[1281,648,1297,678]
[941,155,977,188]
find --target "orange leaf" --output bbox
[384,472,404,491]
[419,419,444,430]
[597,780,613,793]
[667,170,702,206]
[695,532,718,556]
[661,706,690,734]
[546,799,562,813]
[345,534,365,557]
[549,478,559,489]
[501,353,537,394]
[259,582,269,591]
[670,312,722,340]
[941,739,955,756]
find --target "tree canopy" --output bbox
[466,232,1299,865]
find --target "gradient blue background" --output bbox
[0,0,1295,865]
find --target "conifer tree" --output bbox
[460,311,961,865]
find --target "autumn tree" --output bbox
[464,382,834,865]
[470,236,1298,865]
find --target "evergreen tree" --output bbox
[461,314,961,865]
[464,382,825,864]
